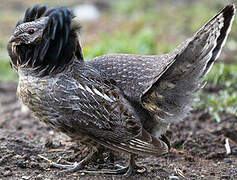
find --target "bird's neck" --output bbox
[17,58,76,79]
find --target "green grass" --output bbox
[206,63,237,92]
[84,27,158,59]
[0,60,17,81]
[196,63,237,122]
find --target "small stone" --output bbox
[22,176,31,180]
[184,155,195,162]
[3,170,12,177]
[137,167,147,173]
[4,167,11,171]
[221,175,230,179]
[17,160,26,168]
[169,175,179,180]
[15,155,22,159]
[80,172,85,176]
[231,149,237,155]
[224,158,232,163]
[35,174,43,180]
[49,130,54,135]
[44,138,53,148]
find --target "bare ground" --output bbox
[0,81,236,180]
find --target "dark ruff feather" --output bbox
[10,6,82,76]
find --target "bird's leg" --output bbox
[56,150,95,173]
[39,149,146,176]
[111,154,139,176]
[77,154,146,176]
[39,146,98,173]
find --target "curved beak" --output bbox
[9,35,21,44]
[9,35,16,43]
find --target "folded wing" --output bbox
[49,64,169,156]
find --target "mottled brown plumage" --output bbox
[8,4,235,175]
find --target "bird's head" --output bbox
[8,5,83,76]
[9,17,49,45]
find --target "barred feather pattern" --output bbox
[142,4,236,125]
[89,5,236,138]
[17,61,169,157]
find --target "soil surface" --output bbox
[0,81,236,180]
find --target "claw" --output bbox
[73,160,146,176]
[38,148,96,173]
[38,152,143,176]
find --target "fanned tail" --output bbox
[142,4,236,125]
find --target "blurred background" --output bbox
[0,0,236,121]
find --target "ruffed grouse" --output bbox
[8,4,236,175]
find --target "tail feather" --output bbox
[142,4,236,124]
[203,4,236,75]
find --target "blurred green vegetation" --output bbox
[0,0,236,121]
[0,61,17,81]
[197,64,237,122]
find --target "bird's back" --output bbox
[88,4,236,138]
[88,39,190,101]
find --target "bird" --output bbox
[7,4,236,176]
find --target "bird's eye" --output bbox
[27,29,35,34]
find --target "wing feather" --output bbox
[49,64,168,156]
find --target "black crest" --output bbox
[14,5,82,76]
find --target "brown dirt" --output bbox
[0,81,236,180]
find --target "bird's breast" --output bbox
[16,71,95,143]
[17,72,58,125]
